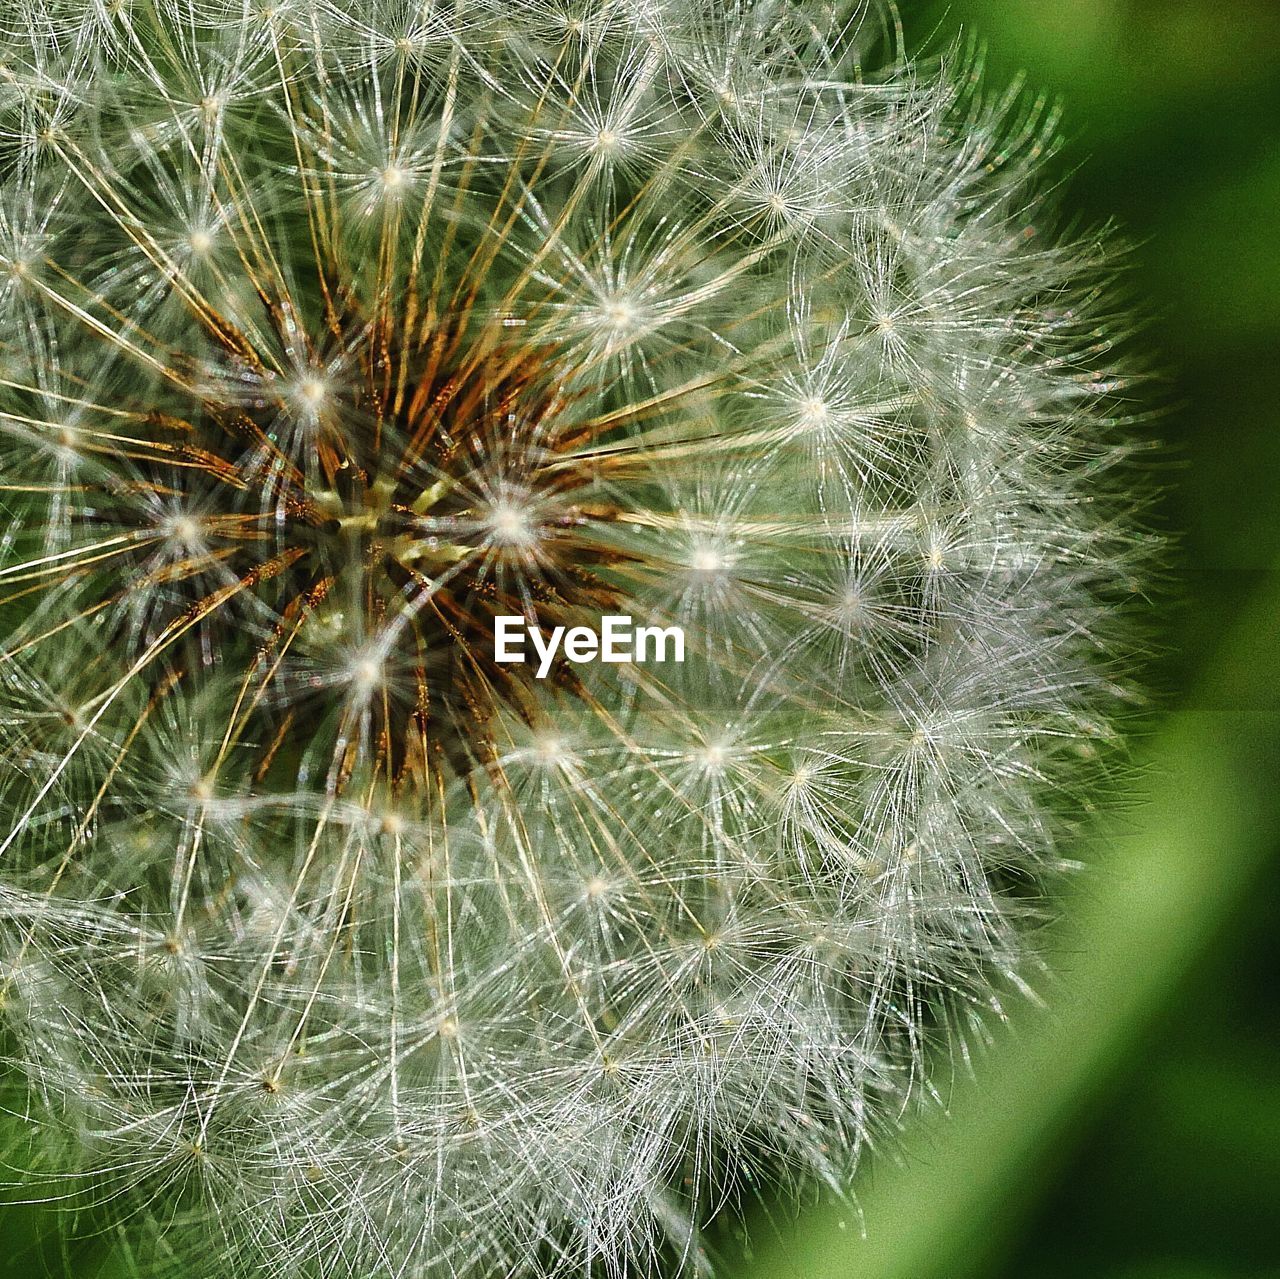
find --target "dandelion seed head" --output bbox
[0,0,1151,1274]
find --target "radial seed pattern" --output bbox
[0,2,1143,1275]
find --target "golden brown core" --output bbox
[115,300,635,789]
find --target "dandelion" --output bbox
[0,1,1148,1276]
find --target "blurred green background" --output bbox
[4,1,1280,1275]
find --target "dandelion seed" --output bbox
[487,498,537,547]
